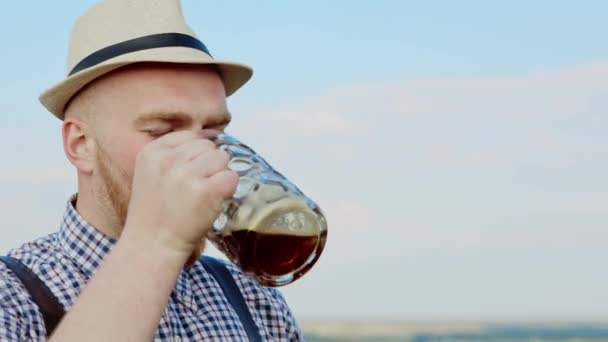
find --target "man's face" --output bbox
[83,64,230,228]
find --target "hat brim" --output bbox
[39,46,253,120]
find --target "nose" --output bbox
[197,128,222,140]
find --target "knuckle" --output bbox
[197,184,224,213]
[200,139,215,148]
[194,140,212,153]
[169,160,188,178]
[217,149,231,165]
[158,151,175,173]
[227,169,239,180]
[200,139,216,151]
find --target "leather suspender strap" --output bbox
[202,256,263,342]
[0,256,65,337]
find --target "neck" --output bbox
[75,181,123,239]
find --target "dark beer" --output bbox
[223,230,320,276]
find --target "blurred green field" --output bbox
[300,320,608,342]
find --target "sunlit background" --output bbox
[1,1,607,339]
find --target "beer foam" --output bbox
[255,197,320,236]
[228,183,320,237]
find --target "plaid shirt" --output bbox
[0,195,303,341]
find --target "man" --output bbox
[0,0,303,340]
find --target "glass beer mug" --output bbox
[208,133,328,287]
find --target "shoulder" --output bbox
[7,234,81,308]
[196,256,304,340]
[2,233,59,295]
[7,233,59,265]
[198,256,288,304]
[0,234,62,339]
[0,260,39,311]
[221,259,291,305]
[0,260,46,339]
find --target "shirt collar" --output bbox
[56,194,117,278]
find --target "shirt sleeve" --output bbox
[0,263,45,340]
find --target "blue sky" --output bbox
[1,1,608,320]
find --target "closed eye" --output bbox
[143,128,173,137]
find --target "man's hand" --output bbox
[123,130,238,265]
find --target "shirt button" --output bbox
[183,295,192,303]
[174,337,182,342]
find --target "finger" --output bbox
[187,148,231,178]
[172,139,217,163]
[191,169,238,219]
[205,169,239,201]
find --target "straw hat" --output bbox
[39,0,253,120]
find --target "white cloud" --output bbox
[232,64,608,177]
[253,109,356,134]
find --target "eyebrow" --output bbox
[134,111,232,127]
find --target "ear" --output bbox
[63,117,96,175]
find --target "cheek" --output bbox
[110,140,145,183]
[123,146,143,181]
[105,127,152,182]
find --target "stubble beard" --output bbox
[96,145,131,232]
